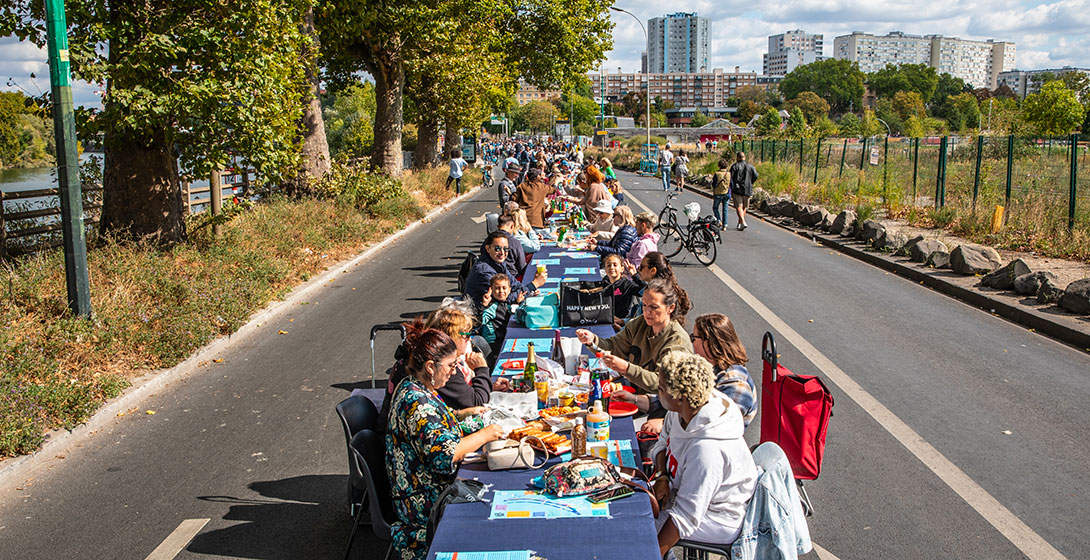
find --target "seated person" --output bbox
[464,232,547,308]
[589,205,637,257]
[478,274,523,357]
[650,351,758,555]
[589,199,619,241]
[503,201,542,254]
[692,313,757,428]
[627,212,659,270]
[479,215,527,277]
[385,325,506,560]
[598,253,641,329]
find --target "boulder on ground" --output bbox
[927,250,951,269]
[980,259,1032,290]
[1013,271,1058,296]
[752,187,770,203]
[759,199,773,214]
[1037,276,1064,304]
[949,244,1003,275]
[874,230,910,253]
[769,199,795,217]
[860,220,885,243]
[899,235,925,257]
[819,212,835,230]
[798,206,830,227]
[829,210,856,235]
[910,239,948,263]
[1058,278,1090,314]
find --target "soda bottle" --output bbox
[522,342,537,393]
[588,367,603,405]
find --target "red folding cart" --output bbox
[759,331,834,516]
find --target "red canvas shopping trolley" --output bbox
[759,331,834,515]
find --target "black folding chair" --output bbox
[345,428,394,560]
[335,395,378,518]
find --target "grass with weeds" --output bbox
[1,166,460,457]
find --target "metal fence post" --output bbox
[859,137,867,170]
[761,139,765,161]
[211,170,223,237]
[814,137,822,184]
[771,139,777,164]
[936,136,948,208]
[839,138,847,177]
[883,135,889,200]
[799,138,804,174]
[1005,135,1014,210]
[0,190,6,261]
[972,135,984,212]
[1070,133,1079,233]
[912,137,920,204]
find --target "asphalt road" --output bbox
[1,168,1087,560]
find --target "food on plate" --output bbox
[507,426,571,454]
[575,392,589,405]
[539,406,581,418]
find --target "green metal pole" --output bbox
[799,138,804,174]
[883,135,889,200]
[814,137,822,184]
[1005,134,1014,209]
[936,136,948,208]
[972,135,984,212]
[1070,133,1079,233]
[760,139,765,161]
[912,137,920,203]
[839,138,847,177]
[859,137,867,170]
[772,138,777,164]
[45,0,91,318]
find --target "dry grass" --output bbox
[0,169,458,458]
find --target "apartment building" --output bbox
[997,67,1090,97]
[833,31,1015,88]
[515,80,562,106]
[647,12,711,74]
[589,67,757,108]
[764,30,824,76]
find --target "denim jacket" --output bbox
[731,443,812,560]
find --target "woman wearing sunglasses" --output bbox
[386,321,506,560]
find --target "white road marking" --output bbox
[145,518,209,560]
[814,543,842,560]
[470,212,488,224]
[625,188,1066,560]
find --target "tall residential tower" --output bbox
[833,31,1015,89]
[764,30,824,76]
[647,12,711,74]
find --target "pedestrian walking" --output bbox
[672,149,689,193]
[729,152,758,231]
[711,158,731,229]
[445,149,468,194]
[659,143,674,191]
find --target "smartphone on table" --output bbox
[587,485,634,504]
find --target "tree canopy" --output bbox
[867,63,938,101]
[785,91,830,124]
[1023,81,1086,135]
[780,59,865,114]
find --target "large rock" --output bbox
[980,259,1032,290]
[899,235,925,257]
[1058,278,1090,314]
[769,199,795,217]
[860,220,885,243]
[1013,271,1057,296]
[949,244,1003,275]
[819,212,835,230]
[910,239,948,263]
[752,187,770,204]
[829,210,856,235]
[797,206,830,227]
[1037,276,1064,304]
[927,250,951,269]
[874,230,910,253]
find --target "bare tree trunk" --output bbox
[444,123,461,163]
[100,128,186,245]
[414,117,439,169]
[371,50,405,176]
[293,5,330,191]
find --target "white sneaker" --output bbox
[738,223,747,231]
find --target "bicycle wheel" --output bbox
[691,227,717,266]
[656,223,684,258]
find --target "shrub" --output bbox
[312,161,406,211]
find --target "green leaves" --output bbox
[780,59,865,114]
[1023,81,1086,136]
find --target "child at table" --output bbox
[478,274,522,357]
[599,253,641,330]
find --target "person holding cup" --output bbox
[464,231,547,308]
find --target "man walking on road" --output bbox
[498,161,520,207]
[659,143,674,191]
[729,151,758,231]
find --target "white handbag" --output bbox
[484,437,548,471]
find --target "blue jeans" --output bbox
[661,167,672,190]
[712,194,730,226]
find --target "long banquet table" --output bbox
[426,242,661,560]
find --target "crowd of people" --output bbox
[377,139,768,559]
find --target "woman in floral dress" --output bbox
[385,321,505,560]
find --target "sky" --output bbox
[1,0,1086,109]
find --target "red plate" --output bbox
[500,359,524,370]
[608,401,639,417]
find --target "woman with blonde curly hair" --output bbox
[649,351,757,555]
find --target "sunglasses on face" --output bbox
[491,245,509,253]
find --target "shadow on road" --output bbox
[187,475,389,559]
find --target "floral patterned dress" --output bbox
[385,377,462,560]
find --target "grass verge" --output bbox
[0,164,460,458]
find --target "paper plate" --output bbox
[608,401,639,417]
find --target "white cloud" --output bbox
[1,35,102,107]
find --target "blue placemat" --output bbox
[564,267,595,275]
[489,490,609,520]
[435,553,531,560]
[535,258,560,265]
[502,337,552,353]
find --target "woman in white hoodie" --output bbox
[650,351,758,554]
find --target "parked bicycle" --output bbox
[655,192,720,266]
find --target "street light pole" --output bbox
[610,6,650,149]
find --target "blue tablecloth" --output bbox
[427,242,661,560]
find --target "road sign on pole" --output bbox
[45,0,92,318]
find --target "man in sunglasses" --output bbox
[479,215,527,277]
[464,231,548,307]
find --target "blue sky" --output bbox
[2,0,1086,108]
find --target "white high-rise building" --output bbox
[764,30,823,76]
[647,12,711,74]
[998,67,1090,98]
[833,31,1015,89]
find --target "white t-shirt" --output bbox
[660,149,674,166]
[449,157,468,178]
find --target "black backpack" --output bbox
[426,478,487,546]
[456,251,478,294]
